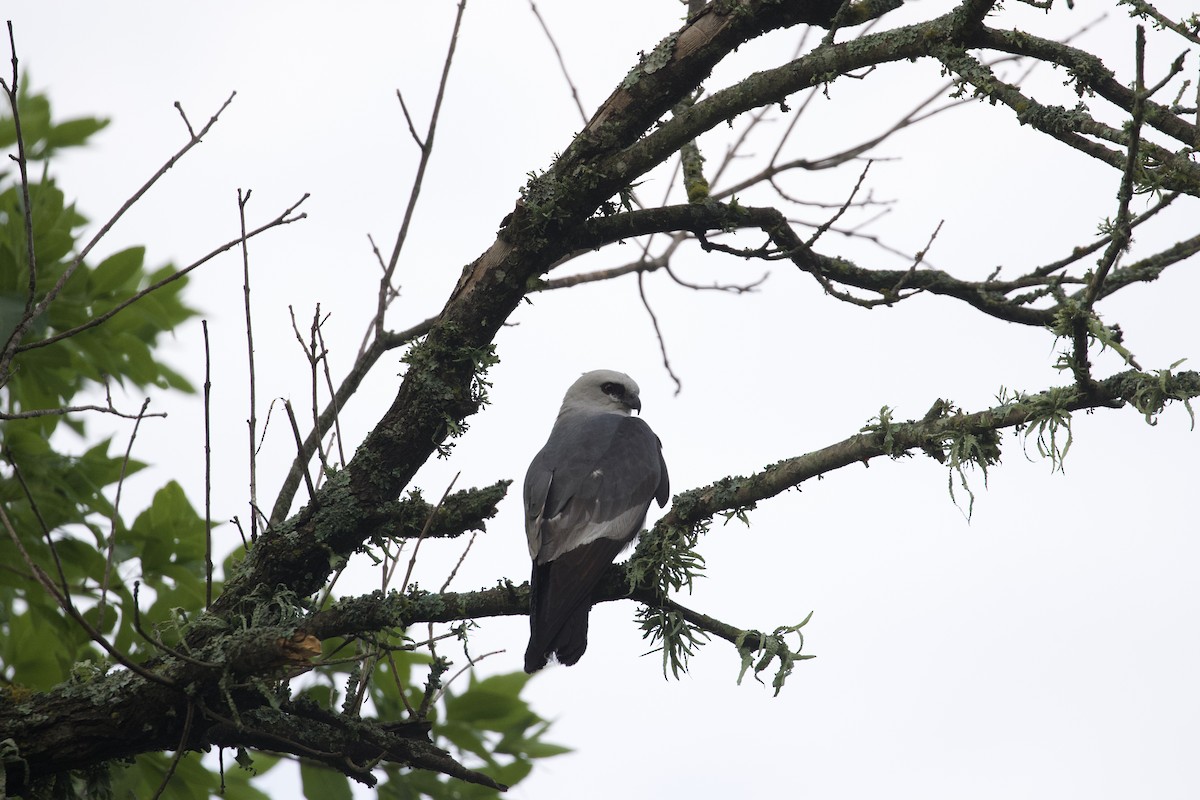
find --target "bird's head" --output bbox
[560,369,642,417]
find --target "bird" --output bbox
[522,369,670,673]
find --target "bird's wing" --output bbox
[654,433,670,507]
[524,413,665,564]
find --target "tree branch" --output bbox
[304,366,1200,648]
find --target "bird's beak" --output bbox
[627,395,642,414]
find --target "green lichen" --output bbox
[1128,359,1196,428]
[643,33,679,75]
[1021,385,1076,472]
[626,519,706,597]
[621,32,679,89]
[636,606,709,680]
[735,614,815,696]
[861,405,899,455]
[399,333,500,459]
[942,421,1002,519]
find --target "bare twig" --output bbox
[430,649,504,707]
[665,259,768,294]
[716,83,961,200]
[314,318,346,467]
[395,91,425,150]
[231,516,248,550]
[542,252,675,289]
[398,473,460,593]
[17,195,308,354]
[238,189,260,541]
[203,320,213,608]
[529,0,588,125]
[438,532,478,593]
[131,583,219,667]
[308,308,329,474]
[272,326,426,524]
[637,271,682,395]
[1120,0,1200,46]
[283,399,317,503]
[891,219,945,294]
[0,23,37,347]
[3,449,70,599]
[98,397,152,627]
[2,92,238,375]
[173,102,196,139]
[385,648,419,719]
[709,19,813,192]
[820,0,859,46]
[0,403,167,421]
[273,4,470,525]
[806,160,872,248]
[1033,192,1178,277]
[378,0,469,338]
[149,701,195,800]
[1085,25,1148,311]
[289,305,331,475]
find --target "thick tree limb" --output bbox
[934,47,1200,196]
[656,368,1198,536]
[374,481,510,542]
[575,203,1064,325]
[971,25,1198,149]
[0,626,502,793]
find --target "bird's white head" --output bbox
[559,369,643,417]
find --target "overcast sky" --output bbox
[7,2,1200,798]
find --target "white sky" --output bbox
[7,2,1200,799]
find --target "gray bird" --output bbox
[523,369,670,673]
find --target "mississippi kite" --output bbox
[523,369,670,673]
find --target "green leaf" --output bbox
[508,740,571,759]
[90,246,146,295]
[438,720,495,764]
[300,762,354,800]
[484,758,532,787]
[111,752,215,800]
[444,686,523,728]
[129,481,207,574]
[4,601,75,689]
[82,601,120,635]
[45,115,110,150]
[467,671,530,698]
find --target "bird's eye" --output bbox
[601,382,624,397]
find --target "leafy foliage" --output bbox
[302,648,566,800]
[0,87,200,672]
[0,86,562,799]
[0,85,220,796]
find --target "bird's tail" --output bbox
[524,589,589,672]
[524,537,626,673]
